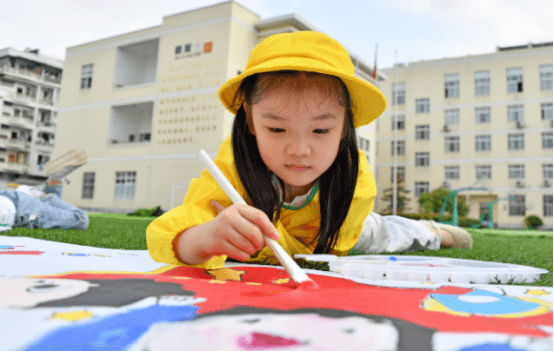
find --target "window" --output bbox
[415,98,430,113]
[445,137,460,153]
[475,107,491,123]
[444,74,459,98]
[507,105,524,122]
[508,165,525,179]
[392,82,405,105]
[542,132,553,149]
[508,133,524,150]
[415,182,430,197]
[358,137,370,152]
[543,164,553,179]
[445,109,459,125]
[509,195,525,216]
[114,171,136,200]
[391,115,405,130]
[80,64,93,89]
[540,65,553,90]
[391,140,405,156]
[476,165,491,180]
[445,166,460,180]
[475,135,491,152]
[507,67,523,93]
[415,152,429,167]
[415,125,430,140]
[542,103,553,120]
[82,172,95,199]
[544,195,553,217]
[474,71,490,95]
[391,166,405,182]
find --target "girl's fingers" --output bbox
[228,215,265,251]
[210,200,226,214]
[220,239,251,262]
[236,206,281,241]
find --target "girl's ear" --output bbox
[244,102,256,136]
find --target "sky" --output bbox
[1,0,552,69]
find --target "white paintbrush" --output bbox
[198,150,319,289]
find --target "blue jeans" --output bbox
[0,184,89,230]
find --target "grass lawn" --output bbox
[2,213,552,287]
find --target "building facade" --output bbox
[377,43,553,229]
[0,48,63,187]
[56,1,380,213]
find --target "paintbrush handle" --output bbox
[198,150,310,283]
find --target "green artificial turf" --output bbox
[2,214,552,286]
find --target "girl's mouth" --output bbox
[286,165,309,171]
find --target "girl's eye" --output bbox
[269,128,285,133]
[313,129,330,134]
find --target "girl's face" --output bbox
[245,79,346,201]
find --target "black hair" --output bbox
[231,71,359,254]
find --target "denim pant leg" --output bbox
[36,194,90,230]
[0,190,89,230]
[42,183,63,198]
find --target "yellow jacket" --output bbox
[146,136,376,269]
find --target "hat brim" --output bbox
[218,56,387,128]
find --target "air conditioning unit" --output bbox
[516,120,524,129]
[516,180,525,188]
[442,181,450,189]
[442,125,450,132]
[544,179,552,188]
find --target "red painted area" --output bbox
[37,265,552,338]
[0,251,44,255]
[238,332,302,349]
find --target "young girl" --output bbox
[146,31,471,269]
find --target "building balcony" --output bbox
[5,138,31,151]
[36,120,57,133]
[0,161,29,174]
[38,98,55,107]
[7,115,34,129]
[35,140,55,151]
[6,91,37,106]
[0,65,42,85]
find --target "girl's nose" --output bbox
[286,138,311,157]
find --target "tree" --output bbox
[418,187,469,217]
[381,172,411,213]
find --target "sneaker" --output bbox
[420,220,473,249]
[43,149,90,180]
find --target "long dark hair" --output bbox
[231,71,359,254]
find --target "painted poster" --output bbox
[1,235,552,351]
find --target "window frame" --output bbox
[392,82,405,106]
[542,132,553,149]
[444,73,460,98]
[508,133,525,151]
[506,67,523,93]
[81,172,95,199]
[543,164,553,179]
[445,136,460,153]
[475,107,491,124]
[114,171,137,200]
[391,140,405,156]
[415,152,430,167]
[507,105,524,123]
[509,195,526,216]
[445,109,460,125]
[415,98,430,113]
[508,164,525,179]
[445,166,460,180]
[391,115,405,130]
[415,181,430,197]
[544,195,553,217]
[476,165,492,180]
[475,135,491,152]
[541,103,553,120]
[474,70,490,96]
[80,64,93,90]
[415,125,430,140]
[540,64,553,91]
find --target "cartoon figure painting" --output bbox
[0,236,552,351]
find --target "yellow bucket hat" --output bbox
[218,31,387,128]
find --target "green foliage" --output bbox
[525,215,543,229]
[128,206,164,217]
[381,185,411,213]
[418,187,469,217]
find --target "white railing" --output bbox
[0,162,29,174]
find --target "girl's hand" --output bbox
[176,200,280,265]
[204,200,280,262]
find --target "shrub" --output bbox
[128,206,165,217]
[525,215,543,229]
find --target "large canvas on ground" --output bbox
[1,235,551,350]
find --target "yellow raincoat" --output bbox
[146,136,376,269]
